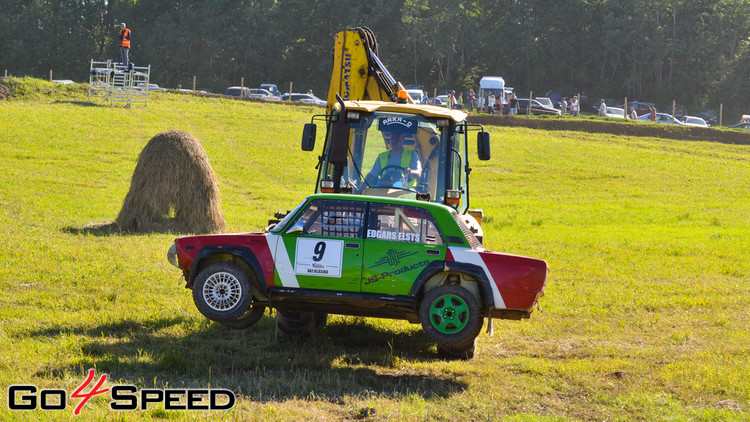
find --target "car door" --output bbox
[361,203,446,295]
[274,199,366,292]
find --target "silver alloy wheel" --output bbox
[202,271,243,311]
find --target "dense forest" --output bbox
[2,0,749,119]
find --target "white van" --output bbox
[478,76,505,112]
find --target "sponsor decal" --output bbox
[7,369,235,415]
[366,229,420,243]
[369,248,418,268]
[342,53,351,99]
[366,259,429,285]
[378,117,418,133]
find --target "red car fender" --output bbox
[447,246,547,311]
[175,233,276,287]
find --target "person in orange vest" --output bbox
[118,23,131,66]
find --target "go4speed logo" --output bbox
[7,369,235,415]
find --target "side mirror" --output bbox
[329,120,350,165]
[477,132,491,160]
[301,123,316,151]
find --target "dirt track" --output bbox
[468,114,750,145]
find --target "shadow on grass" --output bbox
[62,220,191,236]
[23,314,466,402]
[53,100,102,107]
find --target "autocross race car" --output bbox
[168,194,547,358]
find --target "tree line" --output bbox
[2,0,749,119]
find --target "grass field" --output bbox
[0,78,748,421]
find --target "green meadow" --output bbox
[0,79,748,421]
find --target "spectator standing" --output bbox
[488,93,495,114]
[629,107,638,119]
[649,107,657,121]
[571,95,579,116]
[561,97,567,115]
[495,94,503,114]
[457,92,464,109]
[467,89,476,112]
[118,23,131,66]
[509,94,519,116]
[598,99,607,117]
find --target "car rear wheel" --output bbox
[420,285,483,359]
[192,262,253,322]
[220,303,266,329]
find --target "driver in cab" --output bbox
[364,131,422,189]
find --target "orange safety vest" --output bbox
[119,29,131,48]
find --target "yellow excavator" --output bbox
[301,27,491,241]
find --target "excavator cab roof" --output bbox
[335,101,468,123]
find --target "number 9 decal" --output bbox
[295,238,344,277]
[312,241,326,261]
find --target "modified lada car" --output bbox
[168,194,547,358]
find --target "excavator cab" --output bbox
[301,27,491,240]
[304,101,489,217]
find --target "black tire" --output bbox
[275,310,315,343]
[315,312,328,329]
[420,285,483,355]
[437,337,477,360]
[220,303,266,329]
[192,262,253,322]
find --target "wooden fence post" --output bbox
[528,91,533,115]
[240,77,244,96]
[192,76,196,91]
[624,97,628,118]
[719,104,723,126]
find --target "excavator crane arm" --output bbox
[326,27,412,116]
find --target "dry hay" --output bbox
[116,130,226,234]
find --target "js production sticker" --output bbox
[295,238,344,277]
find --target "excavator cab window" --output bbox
[316,110,471,210]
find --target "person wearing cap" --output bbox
[118,23,131,66]
[365,132,422,189]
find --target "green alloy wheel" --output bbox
[420,284,483,357]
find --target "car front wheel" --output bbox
[192,262,253,322]
[420,285,483,359]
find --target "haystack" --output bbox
[116,130,226,234]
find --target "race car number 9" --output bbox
[295,238,344,277]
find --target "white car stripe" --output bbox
[449,246,506,309]
[266,234,299,288]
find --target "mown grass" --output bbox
[0,78,748,421]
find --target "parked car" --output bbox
[436,94,449,107]
[697,109,718,126]
[626,101,656,116]
[260,83,280,96]
[729,122,750,129]
[637,112,683,125]
[137,83,167,91]
[534,97,554,108]
[680,116,708,127]
[167,193,548,358]
[603,107,626,118]
[516,98,561,116]
[225,86,251,97]
[406,89,424,104]
[280,93,326,106]
[248,88,280,101]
